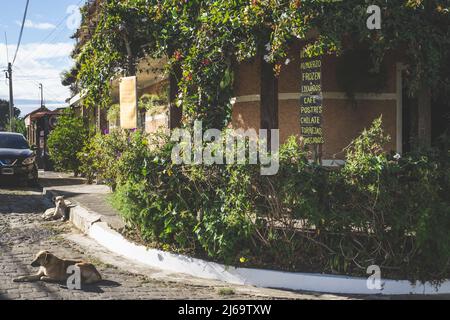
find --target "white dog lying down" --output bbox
[42,196,70,221]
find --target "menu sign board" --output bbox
[300,51,324,145]
[120,76,138,130]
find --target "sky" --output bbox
[0,0,84,117]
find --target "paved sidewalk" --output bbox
[39,171,125,230]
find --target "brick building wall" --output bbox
[232,43,399,160]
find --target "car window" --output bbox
[0,135,30,149]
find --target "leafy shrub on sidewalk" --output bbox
[337,119,450,280]
[250,119,450,281]
[109,131,256,262]
[90,119,450,282]
[77,129,130,185]
[47,110,89,175]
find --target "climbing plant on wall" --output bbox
[69,0,450,129]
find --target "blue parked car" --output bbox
[0,132,38,186]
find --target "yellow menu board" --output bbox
[120,76,138,129]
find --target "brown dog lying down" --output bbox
[13,251,102,284]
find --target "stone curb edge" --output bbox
[42,188,450,296]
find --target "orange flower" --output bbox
[274,63,281,77]
[173,51,183,61]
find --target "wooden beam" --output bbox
[260,56,279,133]
[417,86,431,149]
[168,46,183,130]
[168,67,183,129]
[97,105,108,133]
[396,63,404,154]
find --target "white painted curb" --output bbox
[85,220,450,296]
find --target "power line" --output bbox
[37,0,84,44]
[15,77,62,81]
[19,24,72,64]
[6,0,86,111]
[4,32,9,65]
[4,68,66,103]
[12,0,30,65]
[17,0,85,65]
[4,0,30,132]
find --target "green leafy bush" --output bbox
[336,118,450,280]
[110,131,199,252]
[107,104,120,126]
[77,129,130,185]
[107,130,255,262]
[47,110,89,175]
[250,119,450,280]
[87,119,450,281]
[139,93,169,116]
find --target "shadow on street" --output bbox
[58,280,122,294]
[38,177,86,188]
[0,179,41,192]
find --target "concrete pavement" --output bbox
[39,171,125,230]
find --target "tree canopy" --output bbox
[0,99,21,131]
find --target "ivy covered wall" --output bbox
[63,0,449,132]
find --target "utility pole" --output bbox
[39,83,44,107]
[6,62,14,132]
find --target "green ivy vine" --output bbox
[67,0,450,129]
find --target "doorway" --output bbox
[431,95,450,146]
[402,91,417,154]
[402,83,450,153]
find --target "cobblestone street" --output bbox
[0,185,348,301]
